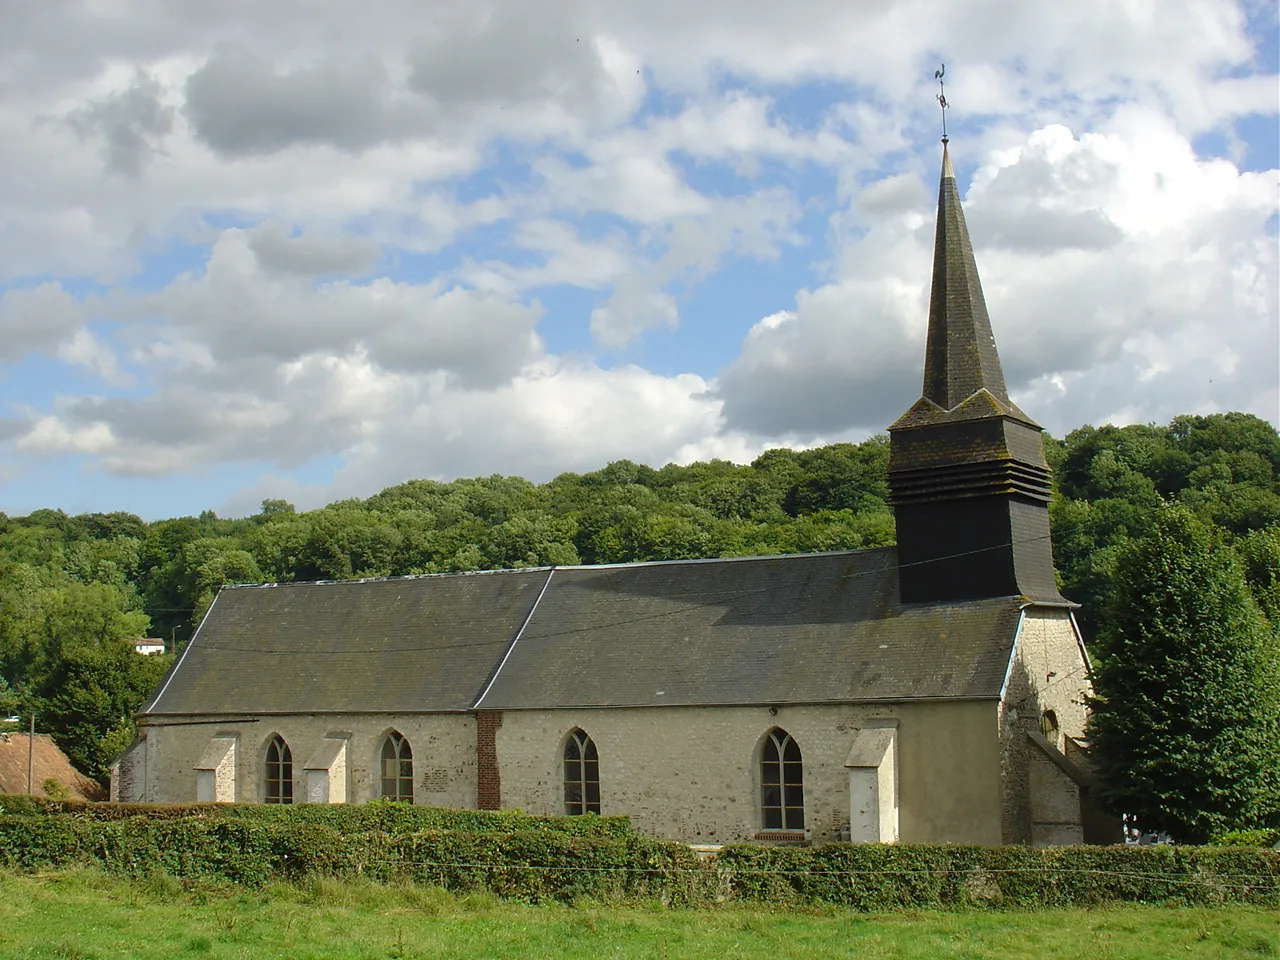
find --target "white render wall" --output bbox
[494,699,1003,845]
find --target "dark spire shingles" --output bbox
[887,142,1065,604]
[923,143,1009,409]
[891,143,1036,430]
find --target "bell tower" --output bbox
[887,143,1065,604]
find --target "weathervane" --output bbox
[935,64,949,143]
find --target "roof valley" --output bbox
[472,566,557,709]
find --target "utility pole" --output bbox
[27,712,34,795]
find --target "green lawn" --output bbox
[0,870,1275,960]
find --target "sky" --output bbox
[1,0,1277,520]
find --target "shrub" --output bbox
[0,797,632,839]
[714,842,1280,908]
[1211,829,1280,848]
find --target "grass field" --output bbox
[0,870,1275,960]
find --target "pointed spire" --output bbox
[919,142,1009,411]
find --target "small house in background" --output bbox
[0,732,104,800]
[133,639,167,656]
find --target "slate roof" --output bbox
[478,549,1022,709]
[144,548,1026,717]
[144,569,548,715]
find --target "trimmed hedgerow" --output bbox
[0,814,707,904]
[1,809,1275,908]
[0,797,632,839]
[715,842,1280,908]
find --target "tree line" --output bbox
[1,411,1278,838]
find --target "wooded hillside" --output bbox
[2,411,1278,782]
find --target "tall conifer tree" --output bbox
[1088,507,1280,841]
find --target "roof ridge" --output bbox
[216,545,901,590]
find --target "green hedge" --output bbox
[1,808,1276,908]
[0,797,632,839]
[0,815,705,903]
[715,842,1280,908]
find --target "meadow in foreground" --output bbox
[0,869,1275,960]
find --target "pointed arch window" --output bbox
[563,729,600,815]
[380,731,414,802]
[761,728,804,831]
[264,735,293,804]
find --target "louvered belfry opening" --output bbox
[887,143,1064,605]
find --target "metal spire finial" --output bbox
[934,64,949,143]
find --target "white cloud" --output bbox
[56,328,131,387]
[121,228,543,386]
[15,416,115,456]
[721,117,1279,439]
[184,46,433,156]
[326,358,726,497]
[0,282,85,360]
[589,190,802,346]
[457,218,633,296]
[247,221,381,276]
[0,0,1274,514]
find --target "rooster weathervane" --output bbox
[935,64,949,143]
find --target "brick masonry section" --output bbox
[476,711,503,810]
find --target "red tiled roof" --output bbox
[0,733,103,800]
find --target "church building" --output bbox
[116,144,1107,847]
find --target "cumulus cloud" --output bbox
[247,221,381,276]
[66,73,175,176]
[125,228,542,387]
[57,328,130,387]
[15,416,115,457]
[30,346,730,489]
[55,347,408,474]
[720,117,1279,440]
[717,283,926,437]
[0,0,1274,516]
[458,218,633,296]
[406,3,631,116]
[184,46,433,156]
[327,359,725,495]
[0,282,85,361]
[589,190,802,346]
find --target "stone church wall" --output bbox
[494,700,1002,845]
[999,607,1093,844]
[126,700,1014,847]
[130,713,477,807]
